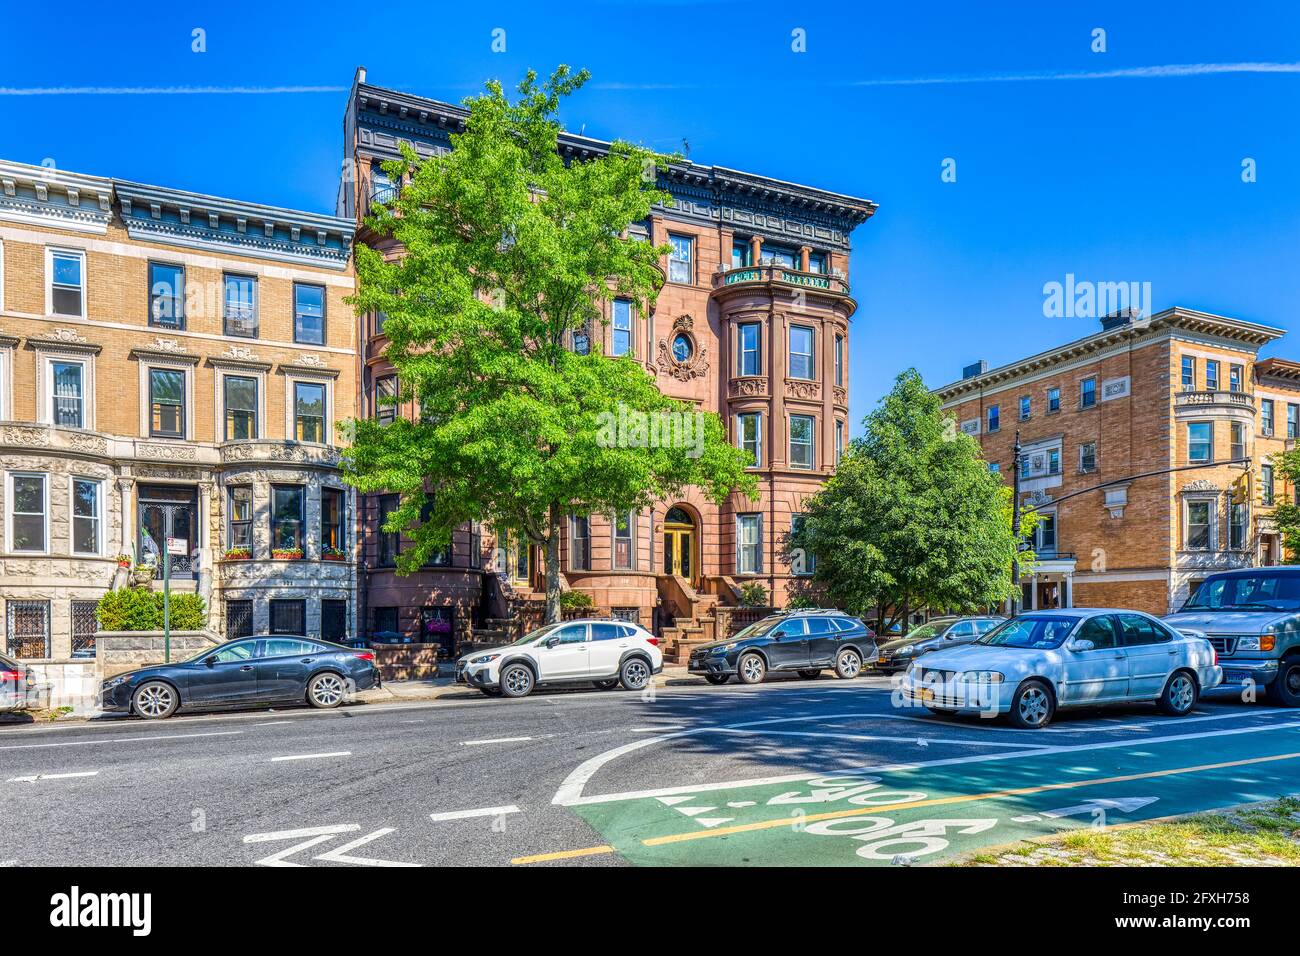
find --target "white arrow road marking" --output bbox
[313,828,419,867]
[269,751,351,762]
[694,817,734,828]
[1011,796,1159,823]
[656,796,692,806]
[675,805,716,816]
[428,805,521,822]
[6,771,98,783]
[244,825,360,867]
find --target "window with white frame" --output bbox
[1231,421,1245,461]
[668,235,693,284]
[789,414,815,469]
[1262,399,1275,436]
[1019,395,1031,420]
[70,477,101,555]
[613,511,635,570]
[569,515,590,571]
[1047,387,1060,413]
[149,368,185,438]
[834,334,844,387]
[1080,376,1097,408]
[739,323,761,376]
[1289,403,1298,439]
[736,513,762,574]
[1263,464,1275,506]
[50,360,85,428]
[1187,422,1213,463]
[1184,498,1214,551]
[8,473,47,553]
[293,283,326,345]
[148,262,185,328]
[47,248,85,317]
[293,380,327,443]
[1205,360,1219,391]
[737,412,762,467]
[788,326,815,380]
[1019,442,1062,478]
[1230,363,1244,392]
[223,274,258,338]
[1181,355,1196,390]
[1035,512,1057,554]
[611,299,632,357]
[835,420,845,464]
[1229,501,1248,550]
[223,374,258,440]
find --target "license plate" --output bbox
[915,687,934,702]
[877,657,889,664]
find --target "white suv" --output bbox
[456,619,663,698]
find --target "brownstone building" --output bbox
[336,68,876,656]
[936,307,1298,615]
[0,159,357,693]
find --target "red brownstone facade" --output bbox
[337,68,875,658]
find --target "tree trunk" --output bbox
[544,502,562,624]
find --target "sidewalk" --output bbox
[358,663,697,703]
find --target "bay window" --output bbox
[737,412,762,467]
[788,326,814,380]
[789,415,815,469]
[71,478,101,555]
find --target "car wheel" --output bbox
[593,679,620,691]
[1007,679,1055,729]
[500,664,535,699]
[797,668,821,680]
[736,653,766,685]
[620,657,652,691]
[704,674,730,685]
[1269,658,1300,707]
[1157,670,1198,716]
[132,681,178,720]
[307,672,347,709]
[834,649,863,680]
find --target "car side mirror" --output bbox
[1070,639,1094,653]
[544,636,560,648]
[204,655,218,666]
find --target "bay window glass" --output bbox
[788,326,814,380]
[737,412,762,467]
[611,299,632,357]
[739,323,761,376]
[294,382,325,443]
[227,486,253,553]
[790,414,815,469]
[10,475,46,552]
[223,375,257,440]
[71,478,100,555]
[271,485,304,552]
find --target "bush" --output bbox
[96,589,207,631]
[738,582,769,607]
[785,594,817,610]
[559,590,595,610]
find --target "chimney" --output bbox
[962,360,988,380]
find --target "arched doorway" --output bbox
[663,506,696,583]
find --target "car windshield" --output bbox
[901,622,946,641]
[975,615,1082,649]
[508,622,566,647]
[1181,573,1300,612]
[730,617,783,641]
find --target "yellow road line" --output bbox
[642,749,1300,847]
[512,845,615,865]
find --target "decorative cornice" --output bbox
[276,358,340,379]
[0,334,19,349]
[25,331,102,355]
[0,160,113,234]
[128,346,201,366]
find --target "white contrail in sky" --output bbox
[0,85,347,96]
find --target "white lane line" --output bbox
[244,824,359,843]
[269,751,351,762]
[460,736,534,746]
[6,771,99,783]
[553,711,1300,806]
[630,725,685,732]
[429,804,521,822]
[0,730,242,752]
[711,727,1038,749]
[255,720,294,727]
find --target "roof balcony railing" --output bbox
[712,263,851,297]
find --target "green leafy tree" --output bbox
[1268,449,1300,562]
[791,369,1036,631]
[345,66,755,623]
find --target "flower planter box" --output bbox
[322,553,346,562]
[223,552,251,561]
[271,552,304,561]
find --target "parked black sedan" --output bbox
[101,636,382,719]
[688,609,877,684]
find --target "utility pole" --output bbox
[1011,430,1023,616]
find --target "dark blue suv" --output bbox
[688,610,877,685]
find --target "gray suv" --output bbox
[1164,567,1300,705]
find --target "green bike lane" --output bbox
[567,715,1300,866]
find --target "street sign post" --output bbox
[164,537,185,663]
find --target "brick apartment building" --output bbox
[0,159,358,687]
[336,68,876,656]
[936,307,1299,615]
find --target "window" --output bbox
[375,375,398,426]
[321,600,347,643]
[223,375,258,440]
[761,245,797,268]
[1205,360,1219,391]
[1262,399,1275,436]
[48,249,84,317]
[269,599,306,636]
[8,474,46,553]
[570,515,590,571]
[572,324,590,356]
[1080,377,1097,408]
[834,334,844,387]
[373,606,398,636]
[294,381,326,443]
[293,283,326,345]
[1047,387,1060,413]
[790,514,814,575]
[1289,403,1298,440]
[1181,355,1196,390]
[1019,396,1031,421]
[668,234,693,284]
[149,368,185,438]
[1116,614,1172,647]
[1079,442,1097,473]
[1035,513,1057,553]
[611,299,632,357]
[808,252,826,274]
[271,485,304,553]
[788,326,814,380]
[1263,464,1275,506]
[789,414,815,469]
[223,274,258,337]
[1076,615,1120,651]
[378,494,400,567]
[1230,502,1248,551]
[1231,421,1245,461]
[1047,447,1061,475]
[731,240,751,268]
[1187,422,1212,463]
[225,599,254,640]
[70,478,100,555]
[1230,363,1243,392]
[736,513,762,574]
[6,600,49,659]
[613,511,635,570]
[988,462,1001,474]
[263,638,321,658]
[835,420,845,465]
[1185,500,1212,550]
[148,262,184,328]
[51,360,84,428]
[71,599,98,656]
[738,323,761,376]
[987,404,1000,433]
[321,487,346,554]
[227,486,253,554]
[591,622,622,642]
[737,412,762,467]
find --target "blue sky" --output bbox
[2,0,1297,429]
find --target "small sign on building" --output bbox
[166,537,187,557]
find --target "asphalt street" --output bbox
[3,675,1299,867]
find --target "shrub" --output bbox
[96,589,207,632]
[559,590,595,610]
[785,594,817,610]
[738,582,769,607]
